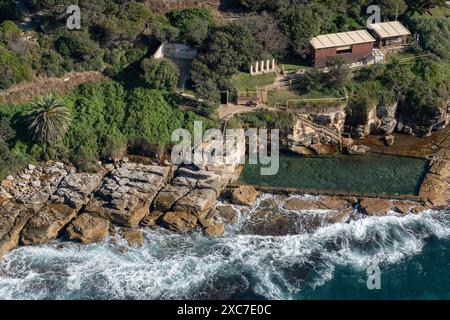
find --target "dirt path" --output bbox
[0,71,109,105]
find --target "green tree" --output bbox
[0,47,32,89]
[381,59,415,100]
[124,88,184,147]
[141,58,180,91]
[278,3,333,57]
[0,118,14,141]
[25,94,71,144]
[247,13,289,58]
[148,14,180,43]
[375,0,407,19]
[0,0,21,23]
[325,57,351,90]
[167,8,214,45]
[200,22,261,77]
[190,60,221,105]
[406,0,444,12]
[407,13,450,61]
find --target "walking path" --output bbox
[0,71,109,105]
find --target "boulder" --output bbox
[0,202,34,258]
[289,146,316,156]
[122,229,144,247]
[215,205,238,224]
[21,203,78,245]
[162,211,197,233]
[173,188,217,217]
[383,134,395,146]
[359,198,393,216]
[66,213,109,244]
[204,224,224,237]
[140,211,165,227]
[392,201,424,215]
[326,207,353,224]
[348,145,369,155]
[379,119,397,135]
[152,185,190,211]
[231,185,258,206]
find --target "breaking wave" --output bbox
[0,194,449,300]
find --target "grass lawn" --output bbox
[431,5,450,17]
[267,89,304,107]
[267,88,346,108]
[233,72,276,92]
[279,58,310,71]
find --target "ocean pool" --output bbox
[239,153,428,195]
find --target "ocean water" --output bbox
[0,194,449,300]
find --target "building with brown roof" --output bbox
[368,21,411,49]
[309,30,376,68]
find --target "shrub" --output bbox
[141,58,180,91]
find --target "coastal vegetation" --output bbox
[0,81,215,179]
[0,0,449,179]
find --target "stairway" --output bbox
[295,116,343,148]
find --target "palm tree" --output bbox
[25,94,71,144]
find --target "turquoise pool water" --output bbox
[239,153,428,195]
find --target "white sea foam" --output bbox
[0,195,448,300]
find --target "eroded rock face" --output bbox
[162,211,198,233]
[140,211,165,227]
[374,103,398,135]
[51,172,105,209]
[173,167,228,196]
[0,202,34,258]
[152,185,190,211]
[231,186,258,206]
[419,147,450,207]
[83,163,170,227]
[0,187,12,207]
[66,213,109,244]
[2,161,72,209]
[21,203,77,245]
[289,112,345,150]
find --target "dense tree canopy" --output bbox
[141,58,180,91]
[0,0,21,23]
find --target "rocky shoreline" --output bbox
[0,135,449,259]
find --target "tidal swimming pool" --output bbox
[239,153,428,195]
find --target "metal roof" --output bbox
[370,21,411,39]
[310,30,375,50]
